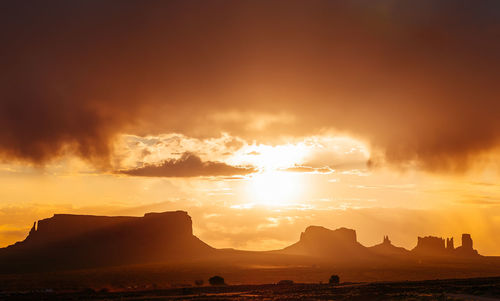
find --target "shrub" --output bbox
[329,275,340,285]
[208,275,225,286]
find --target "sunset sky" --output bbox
[1,1,500,255]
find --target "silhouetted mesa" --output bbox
[412,234,479,257]
[455,233,479,256]
[0,211,214,272]
[281,226,370,261]
[413,236,447,256]
[0,211,482,274]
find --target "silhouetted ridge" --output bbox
[279,226,480,262]
[0,212,483,274]
[23,214,140,247]
[300,226,357,244]
[281,226,369,261]
[368,235,409,257]
[412,236,447,256]
[455,233,479,256]
[411,234,479,257]
[0,211,214,272]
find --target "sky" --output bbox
[1,1,500,255]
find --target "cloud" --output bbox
[1,1,500,172]
[113,133,248,170]
[119,152,255,178]
[284,166,334,174]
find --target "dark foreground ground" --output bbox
[2,277,500,301]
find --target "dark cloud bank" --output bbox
[1,1,500,171]
[119,152,255,177]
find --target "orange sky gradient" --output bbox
[1,1,500,255]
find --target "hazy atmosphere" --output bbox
[1,0,500,257]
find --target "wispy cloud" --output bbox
[118,152,256,178]
[283,165,335,174]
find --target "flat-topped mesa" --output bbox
[0,210,212,272]
[299,226,357,245]
[281,226,369,260]
[412,236,447,256]
[24,211,192,247]
[412,234,480,257]
[1,211,484,274]
[25,214,137,246]
[142,211,193,236]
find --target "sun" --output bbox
[229,143,309,170]
[247,171,302,206]
[228,141,311,206]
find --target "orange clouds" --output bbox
[1,1,499,172]
[119,152,255,178]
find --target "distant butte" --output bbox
[412,234,479,257]
[0,211,482,273]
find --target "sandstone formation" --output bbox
[281,226,369,261]
[368,235,410,257]
[0,211,482,273]
[455,233,479,256]
[412,233,479,257]
[0,211,214,272]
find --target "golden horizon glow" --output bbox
[1,133,500,255]
[246,171,304,207]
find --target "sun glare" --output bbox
[247,171,303,206]
[228,136,370,207]
[231,144,309,170]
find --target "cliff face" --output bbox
[1,211,213,272]
[411,234,480,257]
[1,211,483,273]
[23,214,140,247]
[412,236,447,255]
[455,233,479,257]
[281,226,369,261]
[280,227,481,262]
[299,226,357,245]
